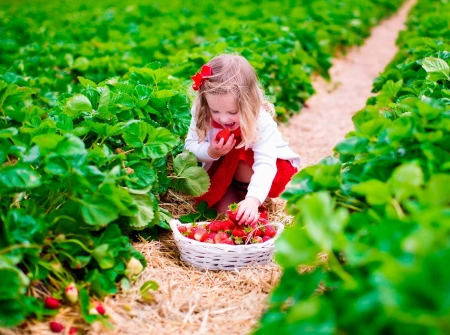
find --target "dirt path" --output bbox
[279,0,416,168]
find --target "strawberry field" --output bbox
[1,0,450,334]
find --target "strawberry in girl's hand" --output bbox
[226,203,239,224]
[194,228,208,242]
[216,128,231,142]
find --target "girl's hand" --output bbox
[208,134,236,159]
[236,196,261,225]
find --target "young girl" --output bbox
[185,54,301,226]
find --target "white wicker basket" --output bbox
[169,219,284,270]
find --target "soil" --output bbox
[278,0,416,168]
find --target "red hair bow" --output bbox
[191,65,212,91]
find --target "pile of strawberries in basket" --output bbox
[177,204,277,245]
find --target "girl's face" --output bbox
[205,92,240,130]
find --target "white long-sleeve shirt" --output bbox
[185,107,301,204]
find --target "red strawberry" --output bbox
[214,232,229,244]
[249,222,262,237]
[251,236,263,244]
[188,227,198,239]
[95,303,106,315]
[194,228,208,242]
[216,128,231,142]
[69,327,78,335]
[206,220,225,233]
[231,227,248,239]
[49,321,64,333]
[258,204,268,219]
[221,238,235,245]
[45,297,60,310]
[226,203,239,224]
[178,226,187,234]
[222,218,235,231]
[261,224,276,238]
[205,232,216,243]
[262,236,272,242]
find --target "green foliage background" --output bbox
[256,0,450,334]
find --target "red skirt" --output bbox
[195,147,298,208]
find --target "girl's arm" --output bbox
[246,113,278,204]
[184,109,219,163]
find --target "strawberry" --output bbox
[251,236,263,244]
[95,303,106,315]
[49,321,64,333]
[249,222,262,237]
[126,257,143,278]
[262,236,272,242]
[216,128,231,142]
[226,203,239,224]
[221,238,235,245]
[65,283,78,304]
[213,232,229,244]
[45,297,60,310]
[69,327,78,335]
[222,218,235,231]
[231,227,248,240]
[261,224,276,238]
[258,204,268,219]
[194,228,208,242]
[178,226,187,234]
[188,227,198,239]
[205,232,216,243]
[206,220,225,233]
[233,236,244,245]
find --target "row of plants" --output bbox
[0,64,210,328]
[256,0,450,334]
[0,0,404,120]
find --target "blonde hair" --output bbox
[193,54,274,149]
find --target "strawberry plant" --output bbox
[0,0,403,120]
[0,63,210,328]
[256,1,450,334]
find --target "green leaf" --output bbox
[171,151,210,196]
[0,260,30,300]
[73,57,89,71]
[0,127,18,139]
[78,76,97,88]
[173,150,198,175]
[92,244,115,269]
[421,57,450,81]
[142,127,178,159]
[128,193,158,229]
[352,180,392,205]
[65,94,92,119]
[140,280,159,303]
[97,86,111,117]
[0,165,41,190]
[389,163,423,201]
[126,164,156,189]
[80,196,119,226]
[123,120,149,148]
